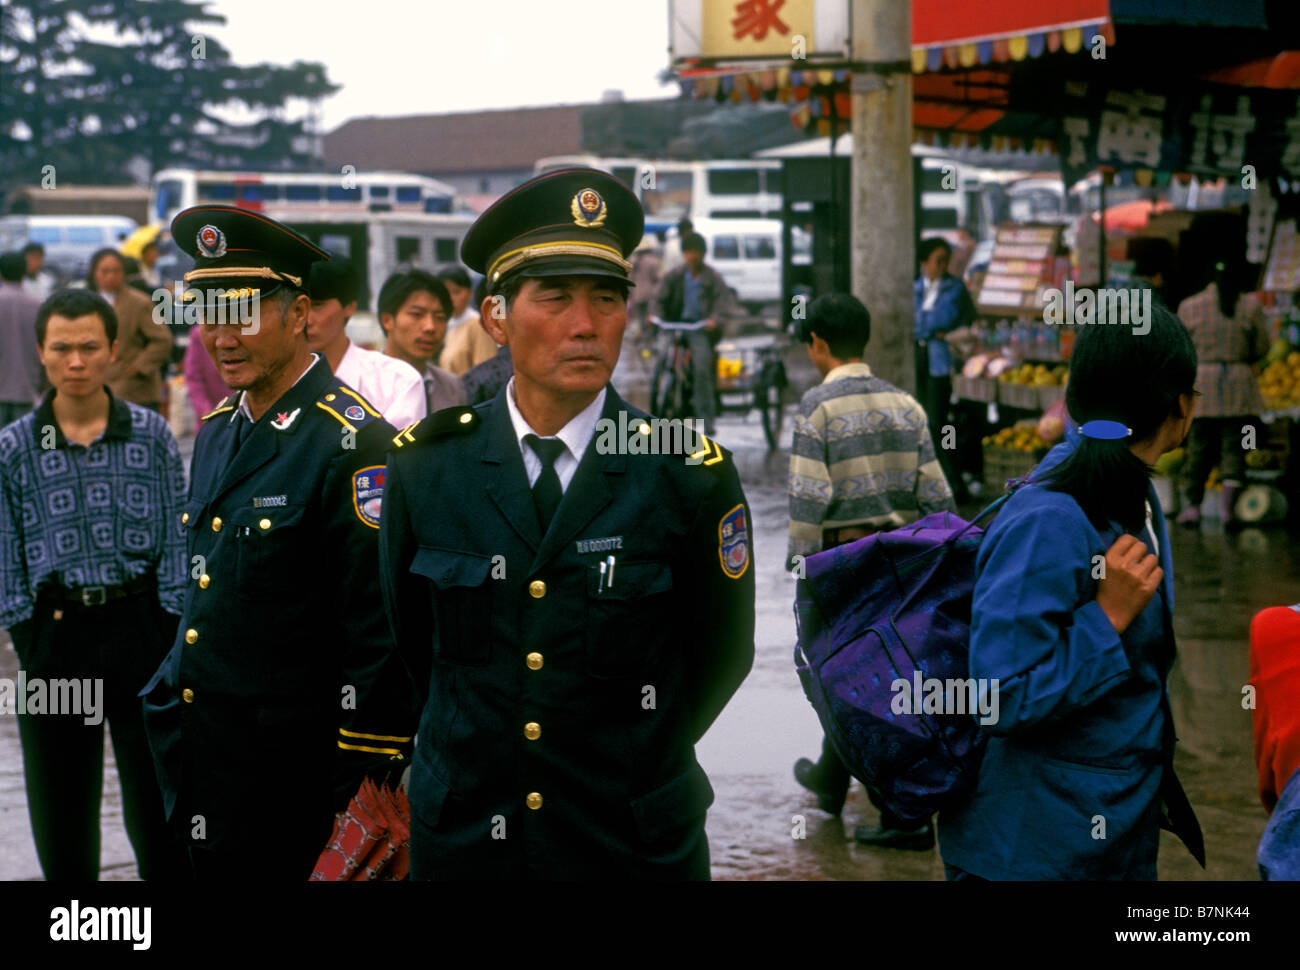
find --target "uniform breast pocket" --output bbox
[230,505,308,598]
[411,547,493,665]
[585,560,674,678]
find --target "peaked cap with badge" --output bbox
[171,204,328,311]
[142,206,423,880]
[461,167,645,291]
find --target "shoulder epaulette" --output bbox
[686,432,725,468]
[391,405,480,449]
[317,385,384,433]
[201,395,236,421]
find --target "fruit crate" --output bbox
[997,381,1042,411]
[983,444,1046,493]
[953,375,997,402]
[1038,385,1066,411]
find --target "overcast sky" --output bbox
[203,0,677,131]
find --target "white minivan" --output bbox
[0,214,139,285]
[689,216,782,312]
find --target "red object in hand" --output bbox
[311,777,411,881]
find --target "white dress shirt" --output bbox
[334,339,428,429]
[922,276,941,312]
[504,376,606,493]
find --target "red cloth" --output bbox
[1249,606,1300,813]
[310,778,411,881]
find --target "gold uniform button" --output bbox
[182,688,194,703]
[459,412,473,424]
[198,574,210,589]
[259,518,271,531]
[526,792,543,810]
[185,628,198,644]
[529,580,546,598]
[181,512,189,524]
[211,517,222,533]
[526,652,543,670]
[524,722,541,741]
[325,393,336,401]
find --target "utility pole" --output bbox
[850,0,914,391]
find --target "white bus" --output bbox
[533,155,783,235]
[149,169,461,228]
[268,211,475,349]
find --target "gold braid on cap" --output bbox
[488,241,631,283]
[183,266,303,288]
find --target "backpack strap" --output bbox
[950,475,1034,541]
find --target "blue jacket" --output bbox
[913,274,975,377]
[939,426,1204,879]
[1260,767,1300,880]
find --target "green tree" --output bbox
[1,0,339,196]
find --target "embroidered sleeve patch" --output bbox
[352,465,385,529]
[718,503,749,579]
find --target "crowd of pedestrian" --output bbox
[0,178,1296,883]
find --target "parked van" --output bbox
[690,216,782,312]
[0,214,138,285]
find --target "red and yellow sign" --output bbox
[701,0,815,59]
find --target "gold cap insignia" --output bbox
[197,224,227,258]
[571,188,607,228]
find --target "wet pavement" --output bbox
[1,332,1292,880]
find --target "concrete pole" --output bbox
[851,0,914,391]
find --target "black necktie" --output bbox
[525,434,566,532]
[233,413,252,449]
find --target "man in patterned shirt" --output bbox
[787,293,955,851]
[0,288,188,880]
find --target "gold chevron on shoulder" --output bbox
[392,421,419,448]
[201,395,235,421]
[688,434,724,467]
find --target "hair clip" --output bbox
[1078,420,1132,440]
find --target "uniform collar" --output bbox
[233,352,323,428]
[504,376,606,468]
[823,361,872,383]
[31,385,132,448]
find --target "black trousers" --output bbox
[11,589,189,881]
[1181,415,1256,504]
[914,350,964,498]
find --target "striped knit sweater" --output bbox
[788,361,956,563]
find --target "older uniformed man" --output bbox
[141,207,419,880]
[379,168,756,880]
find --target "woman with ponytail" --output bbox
[1175,257,1268,527]
[939,305,1207,880]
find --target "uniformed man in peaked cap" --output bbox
[379,168,756,880]
[141,205,420,880]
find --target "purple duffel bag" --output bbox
[793,497,1011,825]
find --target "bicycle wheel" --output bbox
[667,363,693,422]
[650,355,675,415]
[758,372,785,451]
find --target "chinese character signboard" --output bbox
[672,0,849,66]
[1058,81,1300,187]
